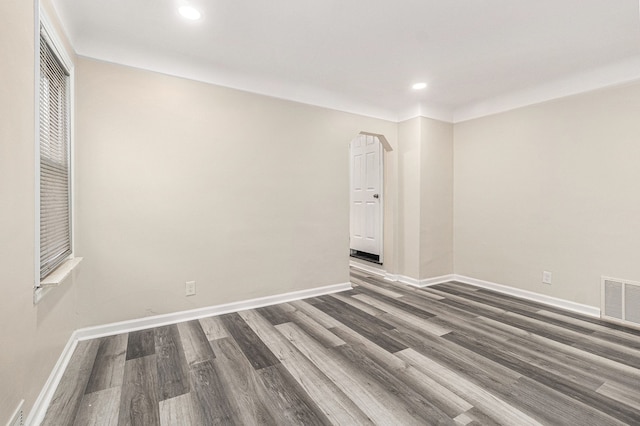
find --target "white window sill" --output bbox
[34,257,83,304]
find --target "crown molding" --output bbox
[79,50,640,125]
[453,55,640,123]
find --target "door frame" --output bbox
[349,132,391,264]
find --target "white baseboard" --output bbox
[454,274,601,318]
[396,275,420,287]
[349,260,600,318]
[75,281,352,341]
[7,399,24,426]
[349,261,455,288]
[27,281,351,424]
[349,260,386,277]
[384,273,399,282]
[26,336,79,426]
[395,274,455,288]
[27,270,600,424]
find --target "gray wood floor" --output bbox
[42,270,640,425]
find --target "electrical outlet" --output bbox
[542,271,552,285]
[185,281,196,296]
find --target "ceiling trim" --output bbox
[50,0,640,125]
[452,56,640,123]
[397,103,454,124]
[78,51,640,126]
[75,52,403,122]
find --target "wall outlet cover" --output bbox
[542,271,552,285]
[185,281,196,296]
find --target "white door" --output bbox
[350,134,383,262]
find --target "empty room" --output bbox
[2,0,640,424]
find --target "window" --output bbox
[38,21,72,281]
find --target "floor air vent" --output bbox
[602,276,640,328]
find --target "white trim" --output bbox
[398,275,420,287]
[74,282,351,341]
[397,275,420,287]
[377,136,384,264]
[39,11,73,72]
[74,51,640,125]
[454,274,601,318]
[397,103,455,124]
[33,0,41,292]
[26,271,603,423]
[417,274,456,287]
[349,261,405,283]
[35,6,77,302]
[384,273,399,282]
[27,281,351,423]
[453,57,640,123]
[7,399,24,426]
[68,24,77,267]
[33,286,54,305]
[77,54,402,122]
[349,261,454,288]
[39,257,83,287]
[397,274,455,288]
[349,260,600,317]
[26,334,78,426]
[349,260,386,277]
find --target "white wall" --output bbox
[454,81,640,307]
[73,57,397,326]
[0,0,80,420]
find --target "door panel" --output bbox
[350,134,383,259]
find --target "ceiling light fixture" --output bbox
[179,6,202,20]
[412,82,427,90]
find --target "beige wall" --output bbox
[397,118,422,278]
[74,57,397,326]
[454,81,640,307]
[5,2,637,417]
[419,117,454,279]
[0,0,80,420]
[382,136,400,274]
[396,117,454,281]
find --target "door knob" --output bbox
[373,194,379,199]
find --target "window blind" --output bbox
[39,31,71,280]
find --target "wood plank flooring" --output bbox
[42,270,640,425]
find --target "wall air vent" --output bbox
[601,276,640,328]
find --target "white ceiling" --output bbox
[51,0,640,122]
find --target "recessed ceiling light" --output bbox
[179,6,202,20]
[412,82,427,90]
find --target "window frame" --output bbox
[35,9,76,298]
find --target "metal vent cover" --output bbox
[601,276,640,328]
